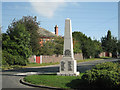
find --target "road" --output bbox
[1,59,119,88]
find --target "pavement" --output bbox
[1,58,119,89]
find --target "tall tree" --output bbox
[7,16,40,55]
[93,40,102,58]
[101,30,111,56]
[0,25,1,48]
[72,31,102,59]
[40,40,55,56]
[111,37,117,58]
[107,30,112,40]
[54,36,64,56]
[2,23,32,65]
[73,39,82,54]
[81,38,97,59]
[101,30,117,57]
[38,36,64,56]
[118,41,120,55]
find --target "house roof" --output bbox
[38,27,57,38]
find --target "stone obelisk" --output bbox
[57,18,79,76]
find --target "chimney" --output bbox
[55,25,58,36]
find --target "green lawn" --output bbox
[77,58,104,63]
[2,65,23,70]
[24,62,120,89]
[24,73,84,89]
[100,56,112,59]
[24,62,59,68]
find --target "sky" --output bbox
[2,2,118,40]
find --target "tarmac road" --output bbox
[1,59,119,89]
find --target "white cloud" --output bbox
[30,1,65,18]
[29,0,119,18]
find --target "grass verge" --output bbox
[2,65,22,70]
[23,62,59,68]
[1,62,59,70]
[23,62,120,89]
[77,58,104,63]
[24,73,84,89]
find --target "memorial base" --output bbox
[57,57,80,76]
[57,72,79,76]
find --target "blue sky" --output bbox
[2,2,118,40]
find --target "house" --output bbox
[29,25,59,63]
[38,25,58,46]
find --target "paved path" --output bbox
[1,59,119,88]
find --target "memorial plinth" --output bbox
[57,18,79,76]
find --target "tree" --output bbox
[107,30,112,40]
[73,40,82,54]
[118,41,120,55]
[54,36,64,56]
[111,37,117,58]
[93,40,102,58]
[101,30,112,56]
[101,30,117,57]
[2,23,32,65]
[81,38,97,59]
[0,25,1,48]
[81,40,92,59]
[72,31,85,55]
[72,31,102,59]
[40,40,55,56]
[7,16,40,55]
[38,36,64,56]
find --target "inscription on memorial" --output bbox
[68,61,72,71]
[64,49,71,57]
[61,61,65,71]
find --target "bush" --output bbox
[80,62,120,88]
[2,51,28,66]
[2,57,8,65]
[81,69,120,88]
[93,62,120,73]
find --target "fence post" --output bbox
[40,55,42,64]
[34,55,36,63]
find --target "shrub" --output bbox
[80,62,120,88]
[93,62,120,73]
[2,57,8,65]
[2,51,28,66]
[81,69,120,88]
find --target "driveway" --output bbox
[2,59,119,88]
